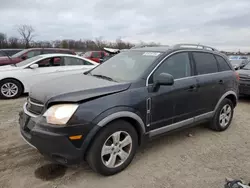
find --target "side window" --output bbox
[193,52,218,75]
[63,57,85,65]
[37,57,62,67]
[27,50,41,58]
[82,60,93,65]
[215,55,231,71]
[43,50,55,54]
[152,52,191,82]
[92,52,100,58]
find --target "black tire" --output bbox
[0,79,23,99]
[86,120,138,176]
[209,98,234,131]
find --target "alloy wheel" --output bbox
[219,104,232,128]
[101,131,132,168]
[1,82,18,98]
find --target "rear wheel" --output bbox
[0,79,23,99]
[86,120,138,176]
[209,98,234,131]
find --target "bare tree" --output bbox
[17,25,35,48]
[0,33,7,48]
[8,37,19,48]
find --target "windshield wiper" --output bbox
[92,74,117,82]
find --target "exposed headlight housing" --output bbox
[43,104,78,125]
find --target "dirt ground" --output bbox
[1,97,250,188]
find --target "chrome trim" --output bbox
[148,111,214,137]
[146,49,233,86]
[20,132,37,149]
[149,118,194,137]
[97,111,146,133]
[28,98,44,107]
[23,103,38,118]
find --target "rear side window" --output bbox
[193,52,218,75]
[43,50,55,54]
[215,55,231,71]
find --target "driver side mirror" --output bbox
[29,64,39,69]
[152,73,174,92]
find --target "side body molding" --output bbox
[97,111,146,134]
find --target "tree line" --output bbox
[0,25,160,52]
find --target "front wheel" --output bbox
[86,120,138,176]
[209,98,234,131]
[0,79,23,99]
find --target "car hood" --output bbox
[29,73,131,104]
[0,65,22,72]
[0,56,20,65]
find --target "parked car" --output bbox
[230,59,249,70]
[19,44,238,176]
[0,54,97,99]
[236,63,250,96]
[82,51,108,63]
[0,49,24,57]
[100,47,120,63]
[229,55,248,60]
[0,48,76,66]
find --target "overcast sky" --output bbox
[1,0,250,51]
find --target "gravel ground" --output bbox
[1,97,250,188]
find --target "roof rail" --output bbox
[131,44,169,49]
[172,43,219,52]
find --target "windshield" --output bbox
[15,56,43,67]
[89,51,162,82]
[11,49,29,58]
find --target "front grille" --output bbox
[239,75,250,81]
[26,97,44,115]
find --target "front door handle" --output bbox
[187,85,197,91]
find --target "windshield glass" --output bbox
[89,51,162,82]
[15,56,43,67]
[11,49,29,58]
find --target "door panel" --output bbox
[195,74,222,113]
[149,85,175,131]
[172,77,199,123]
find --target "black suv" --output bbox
[19,44,239,176]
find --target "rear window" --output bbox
[193,52,218,75]
[215,55,231,71]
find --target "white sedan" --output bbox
[0,54,98,99]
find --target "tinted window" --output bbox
[37,57,63,67]
[63,57,86,65]
[152,52,191,81]
[59,50,73,54]
[193,52,218,75]
[215,55,231,71]
[92,52,100,58]
[27,50,41,58]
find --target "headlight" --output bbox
[43,104,78,125]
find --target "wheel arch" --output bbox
[0,77,25,93]
[82,111,146,159]
[214,91,237,112]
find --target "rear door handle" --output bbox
[218,80,224,84]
